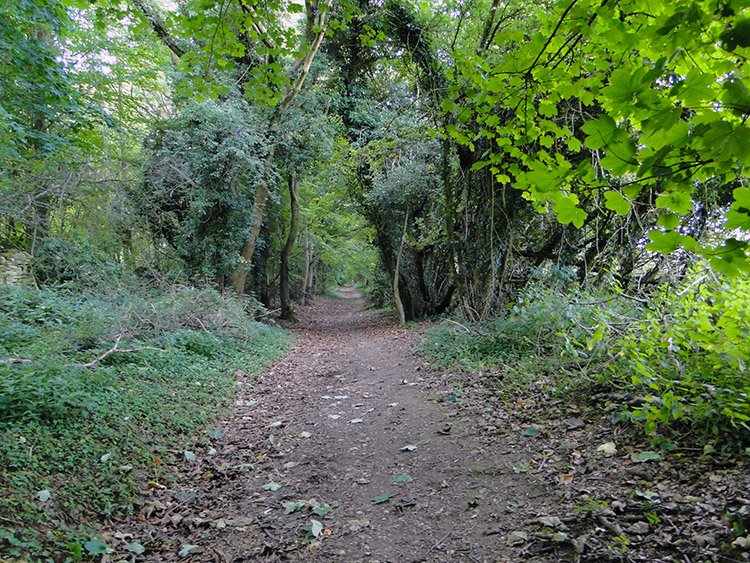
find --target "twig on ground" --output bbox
[423,531,452,557]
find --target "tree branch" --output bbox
[132,0,188,61]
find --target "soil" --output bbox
[110,288,750,563]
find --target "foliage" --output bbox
[614,273,750,443]
[31,237,120,287]
[136,98,269,283]
[0,281,291,560]
[421,271,750,449]
[444,0,750,275]
[419,274,623,375]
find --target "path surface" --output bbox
[115,288,750,563]
[126,289,549,562]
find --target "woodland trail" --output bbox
[121,288,552,562]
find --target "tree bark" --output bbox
[301,232,311,305]
[393,212,408,327]
[280,173,300,320]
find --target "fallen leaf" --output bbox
[184,451,196,462]
[178,544,199,558]
[347,519,370,533]
[538,516,564,528]
[631,451,663,463]
[348,418,363,424]
[125,542,145,555]
[550,531,569,542]
[597,442,617,456]
[400,445,417,451]
[262,482,282,491]
[267,421,284,428]
[100,453,112,463]
[299,431,312,438]
[372,493,394,504]
[521,427,540,437]
[559,472,575,486]
[733,536,750,550]
[84,539,113,555]
[390,474,412,483]
[506,531,528,546]
[635,489,659,500]
[565,418,585,430]
[328,414,341,420]
[627,521,650,535]
[37,490,51,502]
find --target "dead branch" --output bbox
[68,335,164,369]
[0,358,33,365]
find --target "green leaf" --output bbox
[390,474,412,483]
[283,501,306,514]
[678,67,715,106]
[521,427,540,437]
[84,539,113,555]
[37,489,51,502]
[657,213,681,230]
[631,451,663,463]
[554,197,587,228]
[178,544,199,558]
[312,502,331,517]
[184,450,196,462]
[441,99,457,113]
[262,481,282,491]
[603,191,631,215]
[372,493,394,504]
[310,519,324,537]
[655,190,693,215]
[582,115,615,150]
[566,137,581,152]
[209,428,225,439]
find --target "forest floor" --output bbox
[109,288,749,563]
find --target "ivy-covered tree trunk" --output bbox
[280,173,300,320]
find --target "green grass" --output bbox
[0,284,291,561]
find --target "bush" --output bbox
[419,271,750,450]
[32,237,120,287]
[613,273,750,445]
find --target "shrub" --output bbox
[613,273,750,445]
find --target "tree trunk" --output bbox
[230,146,275,294]
[393,212,408,326]
[280,173,301,320]
[301,232,311,305]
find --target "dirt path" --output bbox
[124,289,549,562]
[115,288,750,563]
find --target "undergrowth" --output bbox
[419,270,750,452]
[0,281,291,561]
